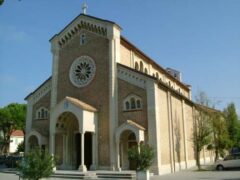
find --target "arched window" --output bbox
[36,107,49,120]
[125,101,130,110]
[123,94,142,111]
[41,109,44,119]
[130,98,136,109]
[140,61,144,72]
[144,68,148,74]
[135,62,139,70]
[136,99,141,108]
[80,33,86,45]
[156,72,159,79]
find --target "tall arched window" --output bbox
[144,68,148,74]
[130,98,136,109]
[136,99,141,109]
[140,61,144,72]
[125,101,130,110]
[156,72,159,79]
[135,62,139,71]
[80,33,86,45]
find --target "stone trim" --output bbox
[26,78,52,104]
[117,66,147,89]
[65,96,97,112]
[57,20,107,48]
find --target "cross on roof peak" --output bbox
[82,1,88,15]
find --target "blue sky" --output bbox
[0,0,240,115]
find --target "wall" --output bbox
[32,91,51,136]
[56,30,110,167]
[118,79,148,129]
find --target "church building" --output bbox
[25,11,213,175]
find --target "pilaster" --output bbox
[25,98,33,153]
[50,38,60,108]
[181,99,188,168]
[146,80,161,174]
[108,25,121,170]
[167,91,175,172]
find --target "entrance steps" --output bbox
[51,170,136,179]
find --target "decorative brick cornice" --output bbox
[57,20,107,48]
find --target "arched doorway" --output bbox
[55,112,93,170]
[119,130,137,170]
[55,112,79,169]
[28,135,39,149]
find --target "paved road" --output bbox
[151,170,240,180]
[1,170,240,180]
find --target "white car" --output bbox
[215,154,240,170]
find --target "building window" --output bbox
[125,101,130,110]
[144,68,148,74]
[36,107,49,119]
[136,99,141,108]
[156,72,159,79]
[80,33,86,45]
[130,98,136,109]
[123,94,142,111]
[140,61,144,72]
[135,62,139,71]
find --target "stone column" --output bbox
[50,133,55,156]
[116,139,121,171]
[79,132,87,172]
[62,134,66,167]
[90,133,96,170]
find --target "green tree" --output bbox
[128,144,154,171]
[0,103,26,153]
[193,107,212,170]
[18,148,55,180]
[16,141,24,153]
[193,91,212,170]
[211,113,230,161]
[0,0,4,6]
[224,103,240,148]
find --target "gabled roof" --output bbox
[50,13,121,41]
[195,103,222,114]
[125,120,145,131]
[65,96,97,112]
[11,130,24,137]
[120,36,190,91]
[24,77,52,100]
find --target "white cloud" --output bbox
[0,24,31,42]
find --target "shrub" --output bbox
[16,141,24,153]
[128,144,154,171]
[18,148,55,180]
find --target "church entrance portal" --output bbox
[74,132,92,170]
[119,130,137,170]
[55,112,93,170]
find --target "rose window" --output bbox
[69,56,96,87]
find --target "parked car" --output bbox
[215,153,240,170]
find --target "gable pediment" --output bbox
[50,14,121,48]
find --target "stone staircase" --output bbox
[51,170,136,179]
